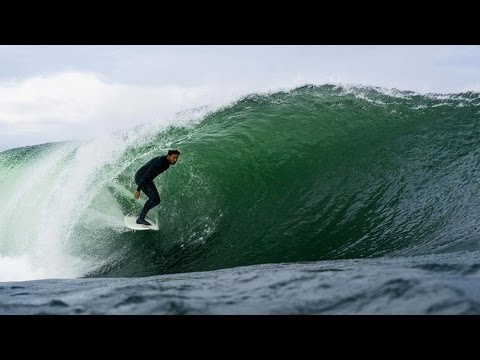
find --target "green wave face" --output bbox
[2,85,480,278]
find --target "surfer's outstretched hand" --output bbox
[134,190,140,200]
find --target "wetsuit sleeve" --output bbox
[136,160,158,191]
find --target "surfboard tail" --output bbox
[124,216,159,231]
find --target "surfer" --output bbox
[133,149,180,225]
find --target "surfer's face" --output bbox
[168,154,179,165]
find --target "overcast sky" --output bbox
[1,45,480,151]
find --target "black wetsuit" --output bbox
[135,155,171,220]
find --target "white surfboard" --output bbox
[124,216,159,231]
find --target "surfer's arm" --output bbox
[136,160,159,191]
[134,190,140,199]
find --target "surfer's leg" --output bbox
[138,181,160,222]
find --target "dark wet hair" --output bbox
[168,149,180,156]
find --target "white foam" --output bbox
[0,255,58,281]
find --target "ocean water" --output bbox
[1,84,480,314]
